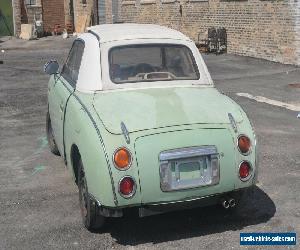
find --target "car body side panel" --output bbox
[63,91,117,207]
[48,75,73,155]
[47,75,59,130]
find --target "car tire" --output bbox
[78,158,105,231]
[46,111,60,156]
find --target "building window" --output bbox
[25,0,37,6]
[122,0,136,5]
[82,0,87,5]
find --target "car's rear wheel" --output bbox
[46,111,60,155]
[78,158,105,230]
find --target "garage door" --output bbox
[0,0,13,36]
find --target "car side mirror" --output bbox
[44,60,59,75]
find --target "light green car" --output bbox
[45,24,257,230]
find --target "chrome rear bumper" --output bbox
[93,187,254,218]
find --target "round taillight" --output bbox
[119,176,136,198]
[238,135,251,155]
[113,147,132,170]
[239,161,252,181]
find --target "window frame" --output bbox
[61,39,85,88]
[25,0,37,6]
[108,43,200,84]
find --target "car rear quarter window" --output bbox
[61,40,85,87]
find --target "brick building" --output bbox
[12,0,69,36]
[73,0,117,33]
[11,0,118,36]
[119,0,300,66]
[42,0,69,34]
[10,0,300,66]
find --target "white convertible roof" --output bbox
[87,23,191,43]
[76,24,213,92]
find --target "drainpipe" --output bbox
[12,0,18,36]
[295,1,300,65]
[290,0,300,65]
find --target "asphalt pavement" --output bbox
[0,36,299,250]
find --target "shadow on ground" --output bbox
[97,186,275,246]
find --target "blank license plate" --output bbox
[159,146,220,192]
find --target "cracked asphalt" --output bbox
[0,36,299,249]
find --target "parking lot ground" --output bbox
[0,37,299,250]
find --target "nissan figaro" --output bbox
[45,24,257,230]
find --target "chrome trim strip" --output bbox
[118,176,137,199]
[147,193,218,206]
[253,134,259,184]
[139,187,252,207]
[88,193,102,207]
[121,121,130,144]
[159,146,218,161]
[112,147,133,171]
[247,113,258,184]
[228,113,238,133]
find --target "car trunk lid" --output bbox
[134,127,236,204]
[93,87,243,134]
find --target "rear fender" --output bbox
[64,94,117,207]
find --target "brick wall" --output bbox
[105,0,113,23]
[120,0,300,65]
[42,0,65,33]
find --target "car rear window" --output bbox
[109,44,200,84]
